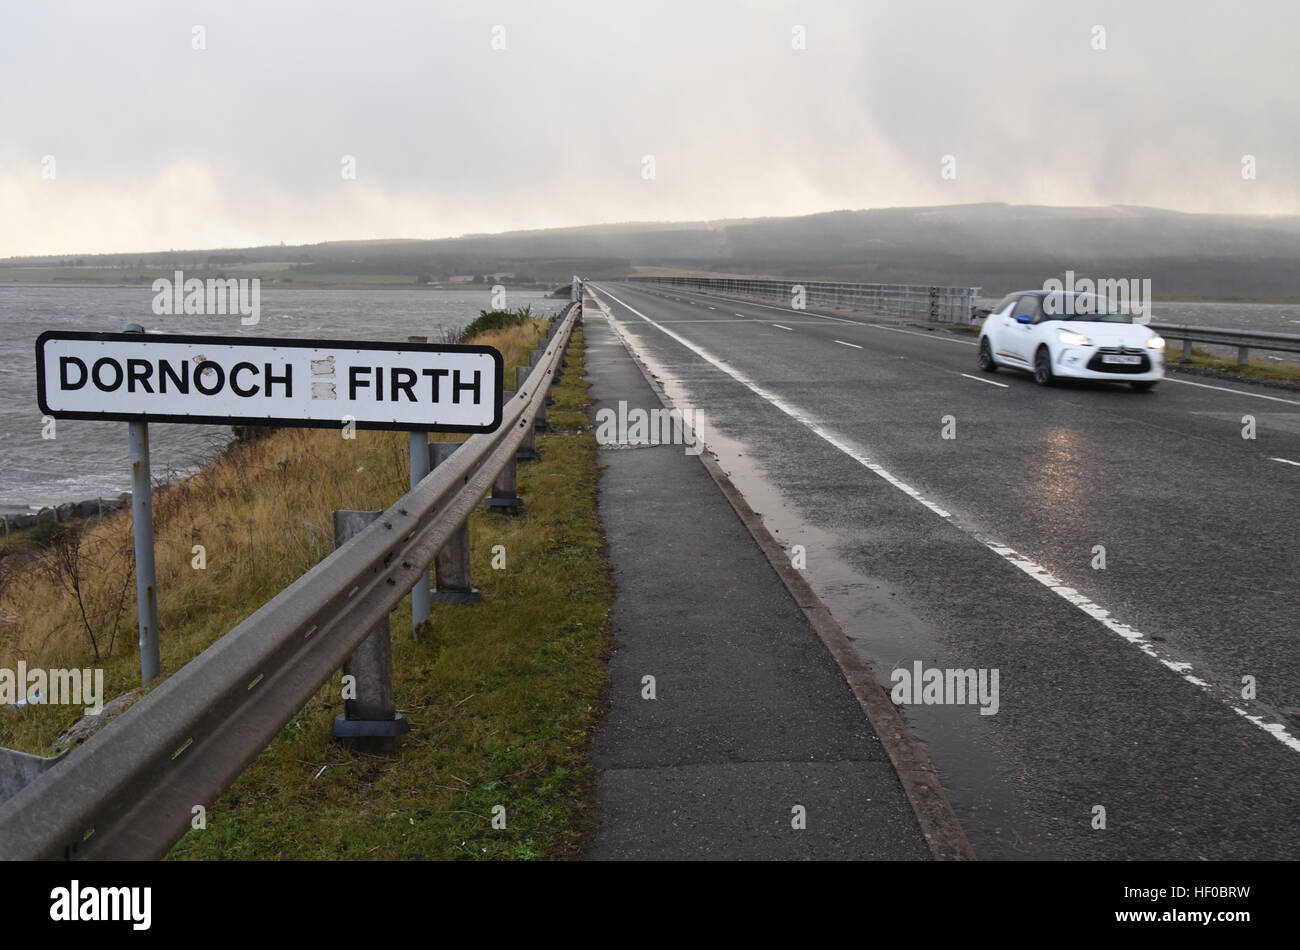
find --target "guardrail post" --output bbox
[407,335,432,638]
[526,355,549,431]
[485,391,524,515]
[125,323,161,685]
[485,456,524,514]
[1237,345,1249,366]
[330,510,409,754]
[1181,338,1193,363]
[428,443,482,603]
[515,366,541,460]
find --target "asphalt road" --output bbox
[587,280,1300,860]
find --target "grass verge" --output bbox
[1167,346,1300,385]
[0,317,613,860]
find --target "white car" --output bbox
[977,290,1165,390]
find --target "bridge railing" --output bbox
[0,301,581,861]
[1149,322,1300,366]
[628,275,983,324]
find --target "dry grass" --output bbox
[0,318,614,860]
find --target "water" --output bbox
[0,285,564,513]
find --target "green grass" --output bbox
[1169,346,1300,383]
[166,327,609,860]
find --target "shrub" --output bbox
[461,305,534,340]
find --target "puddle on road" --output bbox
[603,311,1045,857]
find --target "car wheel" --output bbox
[1033,346,1055,386]
[978,338,997,372]
[1131,380,1158,392]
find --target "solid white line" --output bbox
[772,324,793,331]
[1270,457,1300,467]
[835,339,863,349]
[590,283,1300,756]
[1165,376,1300,406]
[961,373,1009,388]
[734,313,746,318]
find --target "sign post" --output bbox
[124,324,161,684]
[406,336,431,639]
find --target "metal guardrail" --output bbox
[0,301,580,860]
[628,275,983,324]
[632,277,1299,364]
[1149,322,1300,366]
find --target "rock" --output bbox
[56,502,76,522]
[52,688,144,750]
[36,507,56,523]
[75,499,99,518]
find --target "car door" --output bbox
[985,294,1018,361]
[1002,294,1040,364]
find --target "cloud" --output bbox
[1,0,1296,256]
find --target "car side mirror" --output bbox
[1015,313,1033,324]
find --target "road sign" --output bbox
[36,331,504,432]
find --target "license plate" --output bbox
[1102,354,1142,365]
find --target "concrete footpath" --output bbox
[582,299,933,860]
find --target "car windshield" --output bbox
[1039,292,1134,323]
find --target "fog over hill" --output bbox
[6,203,1299,298]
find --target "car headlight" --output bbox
[1147,335,1166,350]
[1058,330,1091,346]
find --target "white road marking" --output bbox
[1270,457,1300,467]
[734,313,746,318]
[644,283,988,339]
[590,284,1300,756]
[647,286,861,324]
[961,373,1009,388]
[1164,376,1300,406]
[772,324,793,331]
[864,323,979,346]
[834,340,863,349]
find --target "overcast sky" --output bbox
[1,0,1296,257]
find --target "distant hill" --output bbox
[5,203,1299,298]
